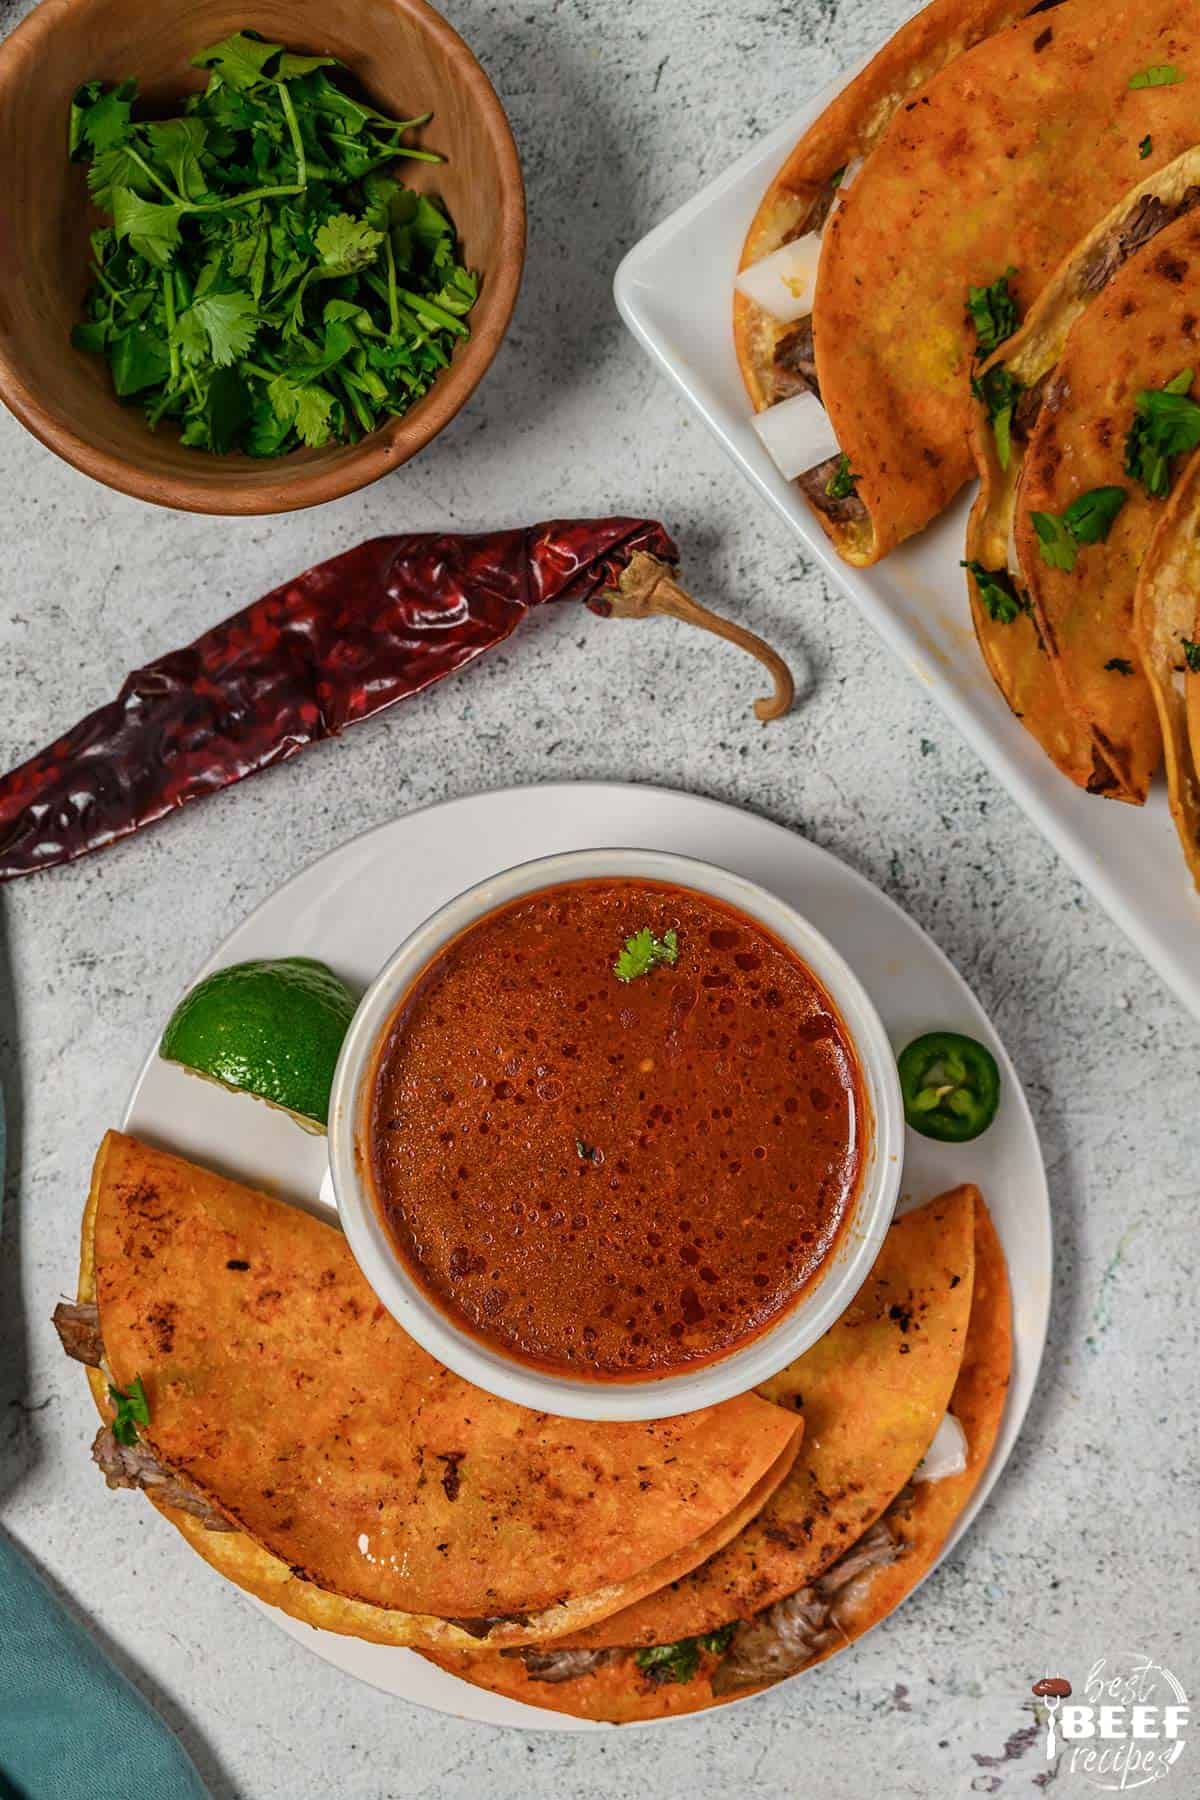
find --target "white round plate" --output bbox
[124,782,1050,1732]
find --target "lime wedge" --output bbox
[159,957,358,1132]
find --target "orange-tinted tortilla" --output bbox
[536,1185,977,1651]
[422,1190,1011,1722]
[966,152,1200,799]
[1136,447,1200,889]
[82,1133,800,1642]
[811,0,1198,563]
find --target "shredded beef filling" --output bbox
[711,1518,901,1695]
[91,1426,238,1532]
[797,455,868,525]
[773,317,820,403]
[52,1300,103,1367]
[514,1646,625,1684]
[58,1308,236,1534]
[1079,188,1200,295]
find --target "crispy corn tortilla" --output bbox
[967,155,1200,799]
[79,1132,800,1647]
[1135,447,1200,889]
[422,1191,1011,1722]
[538,1184,978,1652]
[790,0,1199,564]
[735,0,1034,431]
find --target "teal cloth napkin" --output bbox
[0,1088,208,1800]
[0,1534,209,1800]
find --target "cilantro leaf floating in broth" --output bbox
[613,927,680,983]
[67,31,477,455]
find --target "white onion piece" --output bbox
[913,1412,968,1484]
[735,235,822,324]
[751,391,840,481]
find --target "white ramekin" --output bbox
[328,848,903,1421]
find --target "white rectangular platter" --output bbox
[614,84,1200,1021]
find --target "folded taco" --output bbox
[966,154,1200,799]
[734,0,1033,440]
[1136,448,1200,887]
[56,1133,802,1651]
[421,1187,1010,1722]
[740,0,1199,565]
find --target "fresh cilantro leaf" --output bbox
[198,366,254,452]
[1031,485,1128,571]
[274,52,337,81]
[246,394,293,456]
[1030,511,1078,572]
[635,1640,701,1685]
[971,365,1021,470]
[108,1375,150,1447]
[614,928,680,984]
[962,561,1028,625]
[87,144,154,211]
[69,80,136,157]
[824,452,860,500]
[266,372,336,447]
[1129,64,1184,89]
[966,269,1019,355]
[315,213,384,271]
[71,320,109,354]
[1183,638,1200,673]
[1061,485,1128,545]
[1139,134,1153,159]
[1105,658,1135,675]
[111,188,183,268]
[181,289,259,366]
[110,327,171,397]
[192,31,283,89]
[635,1626,735,1685]
[144,117,209,200]
[1124,369,1200,497]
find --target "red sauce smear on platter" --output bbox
[367,878,864,1379]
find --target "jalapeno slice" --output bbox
[897,1031,1001,1142]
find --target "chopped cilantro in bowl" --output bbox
[68,31,478,456]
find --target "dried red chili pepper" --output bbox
[0,518,792,881]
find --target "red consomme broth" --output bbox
[367,879,864,1379]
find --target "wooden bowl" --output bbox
[0,0,524,514]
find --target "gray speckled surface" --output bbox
[0,0,1197,1795]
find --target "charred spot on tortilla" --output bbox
[438,1451,467,1502]
[1106,658,1136,674]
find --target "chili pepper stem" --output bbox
[606,553,795,723]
